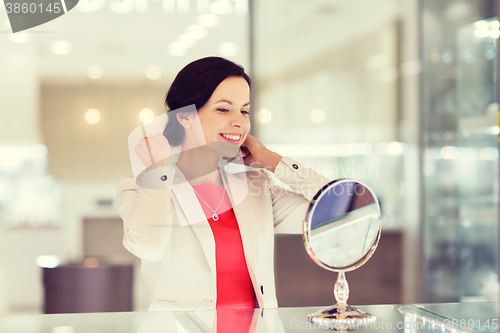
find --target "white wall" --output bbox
[0,43,42,314]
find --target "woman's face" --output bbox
[197,76,251,150]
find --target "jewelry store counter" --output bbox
[0,302,498,333]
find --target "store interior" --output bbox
[0,0,498,315]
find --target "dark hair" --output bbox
[163,56,251,147]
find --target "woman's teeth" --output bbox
[221,134,241,141]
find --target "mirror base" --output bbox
[308,305,376,331]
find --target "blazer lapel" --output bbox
[169,163,217,284]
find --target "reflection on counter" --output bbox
[0,303,497,333]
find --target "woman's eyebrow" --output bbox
[216,99,250,106]
[216,99,232,104]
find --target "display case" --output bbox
[421,0,498,302]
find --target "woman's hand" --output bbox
[134,134,172,170]
[240,134,282,172]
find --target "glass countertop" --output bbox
[0,303,498,333]
[411,302,499,333]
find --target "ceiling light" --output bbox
[474,21,489,30]
[210,0,232,14]
[479,147,498,161]
[167,42,187,56]
[440,146,458,160]
[186,25,207,39]
[257,109,272,124]
[309,108,325,123]
[35,255,60,268]
[196,13,219,27]
[85,109,100,124]
[139,108,154,123]
[145,65,162,80]
[386,142,405,155]
[50,40,72,55]
[176,34,196,48]
[8,34,30,43]
[474,28,490,38]
[217,42,239,57]
[84,257,98,267]
[87,65,103,79]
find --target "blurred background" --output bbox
[0,0,498,314]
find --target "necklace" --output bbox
[192,186,225,221]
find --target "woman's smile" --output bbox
[219,132,242,144]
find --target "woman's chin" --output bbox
[210,141,240,159]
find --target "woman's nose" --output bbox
[230,113,245,128]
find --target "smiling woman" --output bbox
[116,56,333,321]
[163,57,251,147]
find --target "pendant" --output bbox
[212,214,219,221]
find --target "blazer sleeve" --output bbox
[267,157,332,234]
[116,166,176,262]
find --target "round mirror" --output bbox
[302,179,382,330]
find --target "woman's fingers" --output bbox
[146,134,172,164]
[156,133,171,150]
[240,146,250,158]
[135,140,153,167]
[134,134,168,168]
[147,135,160,160]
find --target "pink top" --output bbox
[192,183,256,332]
[192,183,256,309]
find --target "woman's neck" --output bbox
[176,145,223,187]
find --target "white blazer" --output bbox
[116,156,331,312]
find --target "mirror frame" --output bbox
[302,178,382,272]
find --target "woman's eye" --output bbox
[217,108,229,112]
[241,110,250,114]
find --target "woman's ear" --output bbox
[176,112,195,128]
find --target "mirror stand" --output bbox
[307,272,376,330]
[303,179,382,331]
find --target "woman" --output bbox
[117,57,331,315]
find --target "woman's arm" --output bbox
[118,132,176,262]
[117,170,176,262]
[265,157,332,234]
[239,134,331,234]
